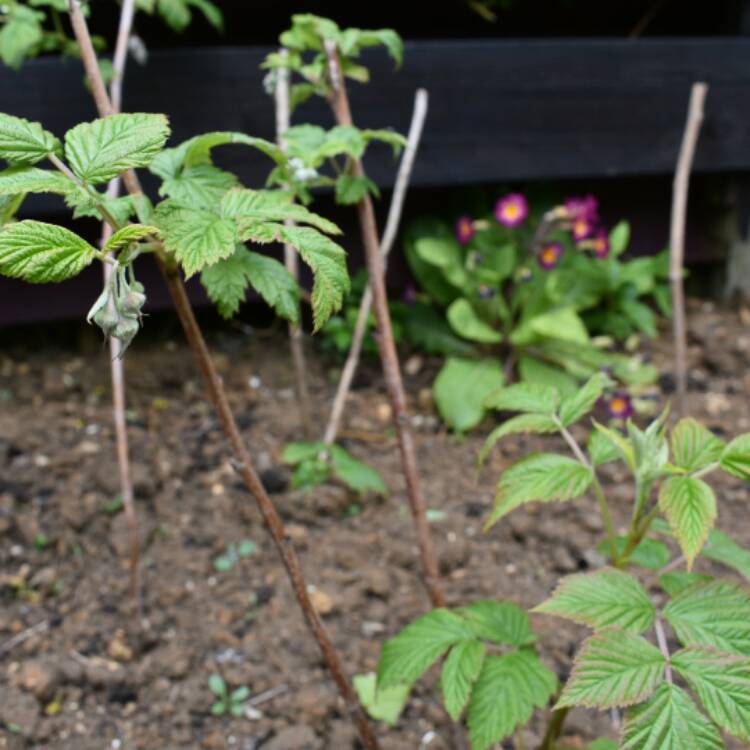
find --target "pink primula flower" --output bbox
[455,216,476,245]
[494,193,528,228]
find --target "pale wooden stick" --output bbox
[275,50,314,438]
[323,88,429,445]
[101,0,140,616]
[670,82,708,416]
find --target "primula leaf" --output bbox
[663,579,750,656]
[441,640,486,721]
[377,609,475,690]
[201,245,298,321]
[558,372,612,427]
[0,113,61,165]
[557,628,665,709]
[64,113,170,184]
[0,166,78,196]
[447,298,502,343]
[278,224,349,330]
[352,672,409,727]
[103,224,159,255]
[0,220,96,283]
[672,646,750,741]
[477,413,559,469]
[621,683,723,750]
[658,476,716,568]
[483,382,560,415]
[701,529,750,583]
[720,433,750,480]
[485,453,593,529]
[518,355,578,397]
[433,357,505,433]
[467,651,557,750]
[670,418,725,472]
[534,568,655,634]
[456,600,536,647]
[609,221,630,256]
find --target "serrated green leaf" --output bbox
[0,5,43,69]
[621,683,723,750]
[0,166,78,196]
[329,444,387,496]
[456,600,536,647]
[658,476,716,568]
[362,128,407,155]
[485,453,593,529]
[0,113,60,165]
[558,372,612,427]
[278,224,348,330]
[664,580,750,656]
[659,571,712,596]
[160,164,239,210]
[477,413,559,469]
[557,628,665,709]
[534,568,655,633]
[0,220,96,283]
[447,298,502,343]
[187,0,223,30]
[441,640,486,721]
[200,245,298,321]
[155,204,236,277]
[222,188,340,235]
[720,433,750,480]
[701,529,750,583]
[596,536,671,570]
[65,113,170,185]
[433,357,505,433]
[467,651,557,750]
[0,193,24,223]
[335,173,379,205]
[352,672,409,727]
[377,610,475,690]
[587,428,624,467]
[67,192,137,227]
[672,646,750,741]
[103,224,159,255]
[671,418,725,472]
[483,382,560,415]
[157,0,191,30]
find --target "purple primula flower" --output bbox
[455,216,476,245]
[591,229,610,259]
[571,215,596,242]
[538,241,563,270]
[401,284,418,304]
[606,392,634,420]
[565,194,599,222]
[494,193,528,228]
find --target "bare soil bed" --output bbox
[0,299,748,750]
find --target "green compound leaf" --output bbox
[434,357,505,433]
[0,166,79,196]
[329,444,387,496]
[483,382,560,415]
[592,421,636,470]
[273,225,347,330]
[621,683,723,750]
[155,203,236,277]
[446,298,502,343]
[441,640,486,721]
[352,672,409,727]
[335,173,379,205]
[65,113,170,184]
[0,220,97,283]
[556,629,665,709]
[485,453,593,530]
[477,413,559,469]
[670,418,725,472]
[663,579,750,656]
[201,246,299,322]
[467,651,557,750]
[160,164,239,211]
[533,568,656,634]
[456,600,536,647]
[658,475,716,568]
[558,372,612,427]
[672,646,750,741]
[103,224,160,255]
[720,433,750,480]
[701,529,750,583]
[659,571,712,597]
[587,428,624,467]
[377,609,475,691]
[0,113,61,165]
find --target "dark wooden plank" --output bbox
[3,38,750,197]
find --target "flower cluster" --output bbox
[562,194,610,260]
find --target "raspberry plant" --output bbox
[376,373,750,749]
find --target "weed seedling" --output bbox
[208,674,250,717]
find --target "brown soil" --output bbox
[0,298,749,750]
